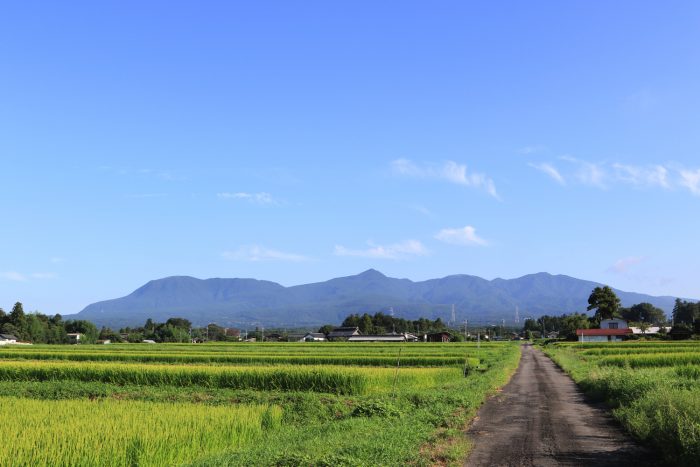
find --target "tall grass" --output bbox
[0,396,281,466]
[545,342,700,466]
[0,361,369,394]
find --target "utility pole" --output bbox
[463,320,468,340]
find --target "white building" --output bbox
[0,334,18,345]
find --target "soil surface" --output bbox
[465,344,659,467]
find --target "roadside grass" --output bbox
[544,342,700,466]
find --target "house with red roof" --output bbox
[577,319,632,342]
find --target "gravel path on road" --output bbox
[465,344,659,467]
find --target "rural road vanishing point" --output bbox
[465,344,659,467]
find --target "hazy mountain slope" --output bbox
[73,270,684,328]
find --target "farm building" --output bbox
[66,333,83,344]
[577,320,632,342]
[327,327,361,341]
[426,331,451,342]
[302,333,326,342]
[348,333,419,343]
[629,326,671,335]
[0,334,18,345]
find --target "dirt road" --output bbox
[465,344,658,466]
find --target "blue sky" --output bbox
[1,1,699,315]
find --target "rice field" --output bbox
[544,340,700,466]
[0,397,281,467]
[0,341,520,466]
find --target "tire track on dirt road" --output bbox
[465,344,659,466]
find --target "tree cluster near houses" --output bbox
[524,286,700,341]
[0,302,99,344]
[336,312,449,336]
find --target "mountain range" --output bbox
[71,270,684,329]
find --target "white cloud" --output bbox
[217,192,276,204]
[612,164,669,188]
[561,156,606,188]
[528,163,566,185]
[518,145,546,154]
[222,245,309,262]
[411,205,433,216]
[31,273,56,279]
[435,226,488,246]
[1,271,27,281]
[334,240,428,260]
[0,271,54,281]
[608,256,645,274]
[679,169,700,195]
[533,157,700,197]
[391,159,499,199]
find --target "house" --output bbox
[0,334,18,345]
[142,339,157,344]
[629,326,671,335]
[600,319,628,330]
[66,333,83,344]
[327,327,361,341]
[224,328,241,339]
[577,320,632,342]
[348,334,407,343]
[426,331,451,343]
[546,331,560,339]
[302,332,326,342]
[265,333,283,342]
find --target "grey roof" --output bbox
[304,333,326,338]
[348,335,406,342]
[327,327,361,338]
[0,334,18,340]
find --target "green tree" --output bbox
[621,302,666,324]
[64,320,99,344]
[672,299,698,325]
[317,324,334,335]
[560,313,590,340]
[9,302,28,339]
[587,286,621,322]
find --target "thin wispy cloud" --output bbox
[334,240,428,260]
[222,245,310,262]
[391,159,499,199]
[100,167,183,181]
[411,205,433,216]
[1,271,27,282]
[531,157,699,195]
[608,256,645,274]
[435,226,488,246]
[50,257,64,264]
[528,162,566,185]
[680,169,700,196]
[1,271,55,281]
[126,193,168,199]
[518,145,546,155]
[31,272,56,279]
[217,192,276,204]
[612,164,669,188]
[561,156,606,188]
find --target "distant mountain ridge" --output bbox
[72,270,686,328]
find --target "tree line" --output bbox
[0,302,243,344]
[0,302,100,344]
[332,312,449,335]
[523,286,699,340]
